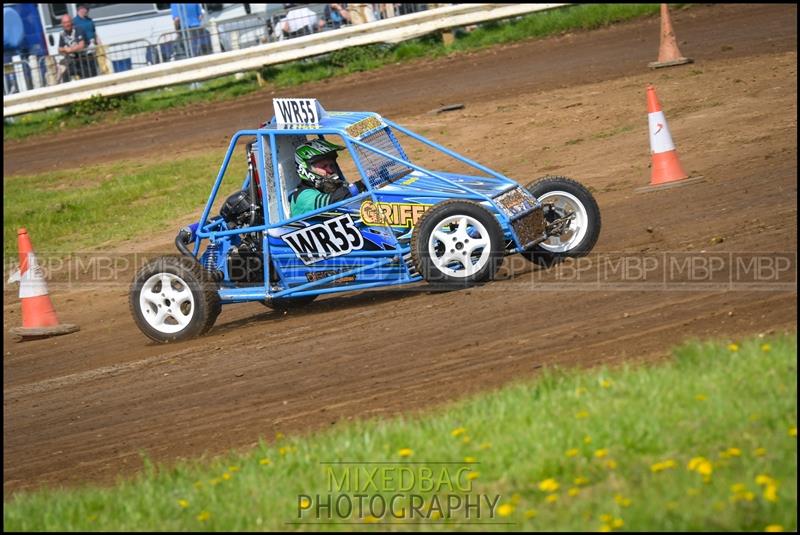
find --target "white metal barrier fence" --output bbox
[3,4,569,117]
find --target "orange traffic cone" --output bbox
[8,228,79,341]
[637,85,703,192]
[648,4,692,69]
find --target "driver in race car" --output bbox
[289,139,366,217]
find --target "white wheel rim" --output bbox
[138,273,195,334]
[428,215,492,278]
[537,191,589,253]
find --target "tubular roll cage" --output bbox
[192,116,539,303]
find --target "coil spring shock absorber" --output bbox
[202,242,223,281]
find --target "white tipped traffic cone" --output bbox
[8,228,79,341]
[637,85,703,192]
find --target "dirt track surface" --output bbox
[3,4,797,176]
[3,4,798,496]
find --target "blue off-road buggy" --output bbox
[129,99,601,342]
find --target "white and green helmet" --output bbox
[295,138,345,188]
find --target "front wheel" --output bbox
[411,200,505,285]
[129,256,220,343]
[521,176,601,267]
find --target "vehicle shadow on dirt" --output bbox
[210,260,547,336]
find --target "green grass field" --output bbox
[2,150,246,259]
[2,4,678,141]
[4,334,796,531]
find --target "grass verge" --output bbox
[3,334,796,531]
[3,4,679,141]
[2,150,245,259]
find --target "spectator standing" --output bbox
[3,6,25,93]
[170,3,210,57]
[57,14,94,82]
[73,4,103,75]
[278,5,324,40]
[323,4,351,29]
[348,3,376,25]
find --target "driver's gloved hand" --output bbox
[347,180,367,196]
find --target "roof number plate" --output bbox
[273,98,323,127]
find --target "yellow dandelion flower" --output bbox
[221,472,232,480]
[566,448,579,458]
[228,465,240,472]
[398,448,413,458]
[600,379,613,389]
[299,497,311,509]
[597,525,612,533]
[574,476,590,486]
[765,525,784,532]
[731,483,747,494]
[789,427,797,437]
[545,494,559,504]
[178,499,189,509]
[430,511,442,520]
[614,495,631,507]
[196,511,211,522]
[464,456,477,463]
[479,442,493,450]
[722,447,741,458]
[695,393,708,401]
[462,436,472,444]
[761,343,771,353]
[451,427,467,438]
[279,447,288,456]
[259,458,271,465]
[696,460,713,475]
[754,448,767,457]
[600,514,613,523]
[568,487,580,497]
[524,509,538,519]
[584,435,593,444]
[651,459,677,473]
[688,457,708,471]
[538,478,559,493]
[755,475,775,487]
[612,518,624,528]
[764,484,778,502]
[605,459,618,470]
[467,471,480,481]
[363,515,380,524]
[575,410,590,419]
[497,504,515,517]
[594,449,608,458]
[728,343,739,352]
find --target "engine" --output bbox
[219,189,273,284]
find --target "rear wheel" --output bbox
[129,256,220,343]
[521,176,601,267]
[411,200,505,285]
